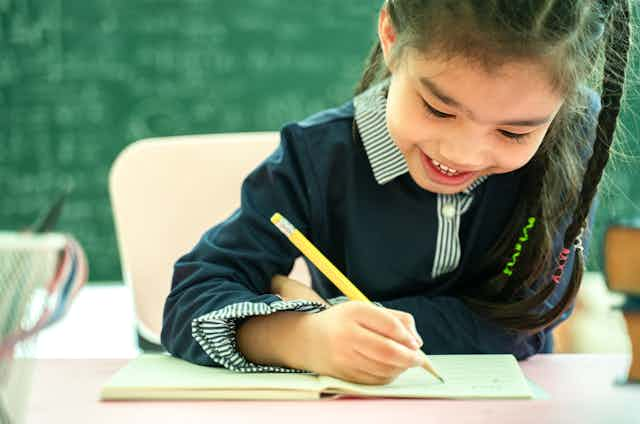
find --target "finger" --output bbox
[351,322,423,369]
[384,308,423,347]
[351,369,395,386]
[341,365,396,386]
[352,345,407,379]
[352,303,419,350]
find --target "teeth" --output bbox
[431,158,459,175]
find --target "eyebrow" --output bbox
[419,77,552,127]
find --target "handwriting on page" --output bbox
[321,354,532,399]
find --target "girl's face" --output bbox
[379,10,565,195]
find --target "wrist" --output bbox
[236,311,317,370]
[273,311,318,370]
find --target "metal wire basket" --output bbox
[0,232,87,424]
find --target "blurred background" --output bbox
[1,0,639,355]
[1,0,377,281]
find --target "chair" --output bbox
[603,218,640,381]
[109,132,310,349]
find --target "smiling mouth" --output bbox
[426,154,479,176]
[418,151,481,187]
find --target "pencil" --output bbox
[271,212,445,383]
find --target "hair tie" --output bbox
[551,226,587,284]
[551,247,572,284]
[502,217,536,277]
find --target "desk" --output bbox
[26,354,639,424]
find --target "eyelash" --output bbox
[423,100,531,144]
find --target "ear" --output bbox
[378,5,397,72]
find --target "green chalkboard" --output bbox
[1,1,639,281]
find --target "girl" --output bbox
[162,0,631,385]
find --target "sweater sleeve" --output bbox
[161,123,323,370]
[190,299,327,373]
[378,199,598,360]
[188,295,364,373]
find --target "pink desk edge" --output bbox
[25,354,640,424]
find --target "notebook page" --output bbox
[102,354,325,394]
[318,354,532,399]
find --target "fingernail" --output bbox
[408,336,419,349]
[415,334,423,347]
[413,353,424,367]
[412,324,423,347]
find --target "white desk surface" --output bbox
[23,354,639,424]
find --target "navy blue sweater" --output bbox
[161,88,599,371]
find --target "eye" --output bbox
[423,97,532,143]
[423,100,455,119]
[499,130,531,144]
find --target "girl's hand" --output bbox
[291,301,425,385]
[271,274,329,306]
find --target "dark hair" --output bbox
[355,0,631,333]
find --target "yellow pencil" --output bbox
[270,212,444,383]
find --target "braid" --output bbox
[463,151,547,303]
[535,0,631,328]
[564,0,630,241]
[462,0,630,332]
[506,0,631,331]
[498,155,547,301]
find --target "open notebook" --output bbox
[100,354,533,400]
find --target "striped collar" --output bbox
[353,79,487,194]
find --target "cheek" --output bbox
[386,112,412,152]
[492,142,542,173]
[386,94,430,153]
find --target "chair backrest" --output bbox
[604,219,640,295]
[109,132,309,345]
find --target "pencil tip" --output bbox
[438,376,445,383]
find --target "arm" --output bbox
[161,124,327,370]
[160,124,422,382]
[379,198,598,360]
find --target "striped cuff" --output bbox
[327,295,350,306]
[192,299,328,373]
[328,296,382,307]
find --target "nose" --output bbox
[437,127,489,171]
